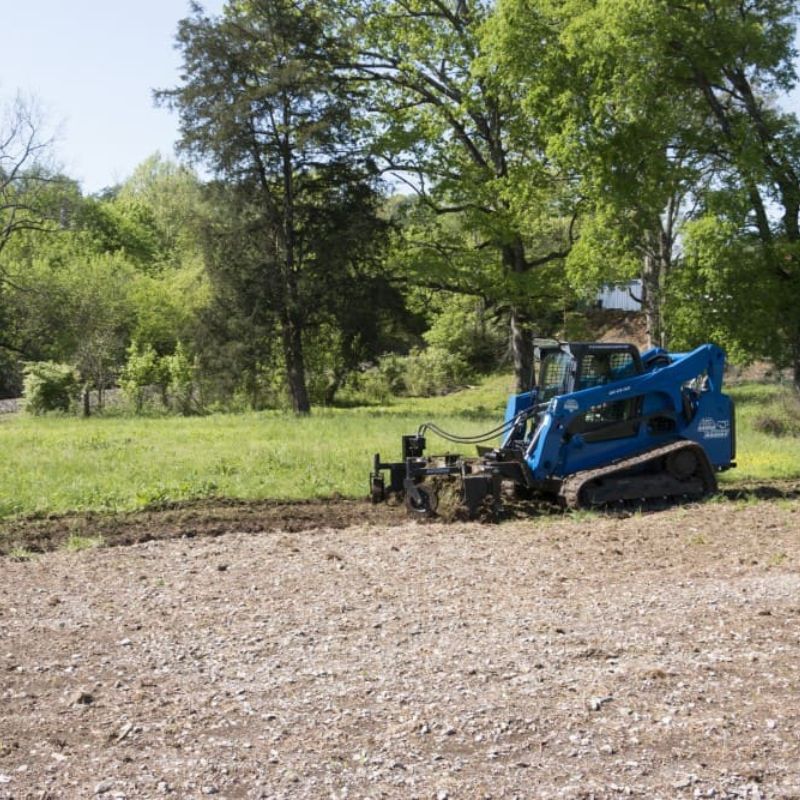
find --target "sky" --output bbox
[2,2,800,195]
[1,0,225,194]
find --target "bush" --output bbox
[423,296,505,373]
[349,353,407,402]
[22,362,80,414]
[119,341,168,412]
[339,348,473,404]
[753,390,800,437]
[164,342,200,415]
[229,363,288,412]
[404,347,472,397]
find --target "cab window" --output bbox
[577,351,638,391]
[539,352,572,401]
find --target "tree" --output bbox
[490,0,713,347]
[0,93,67,377]
[158,0,387,413]
[15,251,137,412]
[117,153,206,270]
[0,93,58,264]
[657,0,800,386]
[494,0,800,384]
[348,0,574,391]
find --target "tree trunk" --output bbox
[277,99,311,415]
[641,228,668,349]
[503,241,534,393]
[641,256,661,349]
[510,307,534,394]
[793,334,800,394]
[82,386,91,418]
[282,314,310,414]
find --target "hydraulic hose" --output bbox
[417,403,546,446]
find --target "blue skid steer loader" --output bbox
[370,342,736,517]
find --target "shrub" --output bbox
[351,353,407,402]
[22,362,80,414]
[404,347,472,397]
[164,342,200,415]
[423,296,505,373]
[229,364,288,411]
[753,391,800,437]
[119,341,168,412]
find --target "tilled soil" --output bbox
[2,498,800,799]
[0,499,409,558]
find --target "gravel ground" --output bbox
[2,498,800,799]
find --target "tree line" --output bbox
[2,0,799,414]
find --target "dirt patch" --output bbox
[592,310,649,350]
[1,496,800,798]
[3,480,800,558]
[0,498,409,557]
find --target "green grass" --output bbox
[0,375,510,520]
[0,374,797,520]
[64,533,104,552]
[726,383,800,481]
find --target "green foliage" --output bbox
[163,343,199,416]
[751,390,800,438]
[0,151,210,407]
[341,351,460,403]
[353,1,573,387]
[666,214,784,365]
[421,295,506,374]
[119,341,167,412]
[346,354,407,404]
[75,196,161,269]
[493,0,800,367]
[563,212,643,298]
[22,361,80,414]
[403,347,473,397]
[117,153,205,269]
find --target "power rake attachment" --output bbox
[370,341,736,519]
[370,409,542,519]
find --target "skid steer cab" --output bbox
[370,341,735,517]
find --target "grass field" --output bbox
[0,375,798,520]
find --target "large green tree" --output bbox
[158,0,388,413]
[491,0,717,347]
[656,0,800,385]
[495,0,800,383]
[349,0,574,391]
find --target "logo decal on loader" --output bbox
[698,417,730,439]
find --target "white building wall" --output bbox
[596,280,642,311]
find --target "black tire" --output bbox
[405,484,438,516]
[370,476,385,504]
[666,448,698,481]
